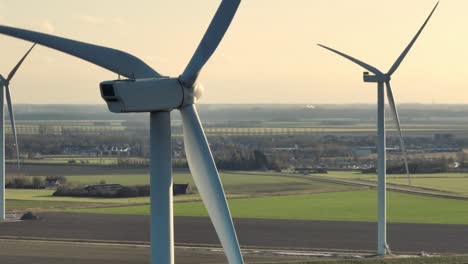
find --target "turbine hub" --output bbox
[179,81,204,109]
[363,72,390,83]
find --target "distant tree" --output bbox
[45,175,67,184]
[253,150,268,170]
[32,177,44,189]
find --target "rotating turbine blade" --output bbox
[317,44,382,75]
[5,85,19,168]
[385,81,411,184]
[7,43,36,82]
[387,2,439,76]
[0,25,161,79]
[180,104,243,264]
[4,43,36,168]
[179,0,241,87]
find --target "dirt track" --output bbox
[0,213,467,254]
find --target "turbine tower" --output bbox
[0,44,35,221]
[318,2,439,256]
[0,1,243,263]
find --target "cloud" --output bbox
[40,20,55,33]
[78,15,105,25]
[78,15,125,26]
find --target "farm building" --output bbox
[45,179,61,188]
[85,184,123,196]
[173,184,190,195]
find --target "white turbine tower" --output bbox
[318,2,439,256]
[0,43,35,222]
[0,1,243,263]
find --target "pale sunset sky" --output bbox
[0,0,466,104]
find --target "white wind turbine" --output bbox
[318,2,439,256]
[0,0,243,263]
[0,43,35,222]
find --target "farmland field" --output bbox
[5,171,361,212]
[8,172,359,194]
[321,171,468,195]
[70,190,468,225]
[387,177,468,195]
[9,119,468,137]
[7,170,468,224]
[7,157,142,165]
[6,200,94,211]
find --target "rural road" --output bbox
[0,239,309,264]
[0,213,467,254]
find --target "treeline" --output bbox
[53,185,150,198]
[362,158,450,174]
[6,133,147,157]
[214,150,287,171]
[387,158,449,174]
[115,149,289,171]
[5,176,66,189]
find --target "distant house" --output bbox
[173,184,190,195]
[433,133,454,142]
[97,145,132,157]
[294,167,327,174]
[352,147,375,156]
[84,184,123,196]
[45,179,61,188]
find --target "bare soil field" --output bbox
[0,213,467,254]
[6,164,149,176]
[0,239,308,264]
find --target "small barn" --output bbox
[84,184,123,196]
[173,184,190,195]
[45,179,61,188]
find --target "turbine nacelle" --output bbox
[363,72,390,83]
[100,77,205,113]
[100,78,184,113]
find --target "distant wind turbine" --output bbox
[318,2,439,256]
[0,1,243,263]
[0,43,36,222]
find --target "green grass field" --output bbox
[327,171,468,180]
[296,255,468,264]
[5,189,206,205]
[70,190,468,225]
[51,172,357,194]
[7,171,468,225]
[4,172,358,212]
[6,189,151,204]
[322,171,468,195]
[387,177,468,195]
[6,200,94,211]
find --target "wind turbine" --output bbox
[0,0,243,263]
[0,43,35,222]
[318,2,439,256]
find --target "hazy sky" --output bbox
[0,0,466,104]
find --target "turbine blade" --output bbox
[0,25,161,79]
[5,85,20,168]
[387,2,439,75]
[317,44,382,75]
[386,81,411,184]
[7,43,36,82]
[179,0,241,87]
[180,104,244,264]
